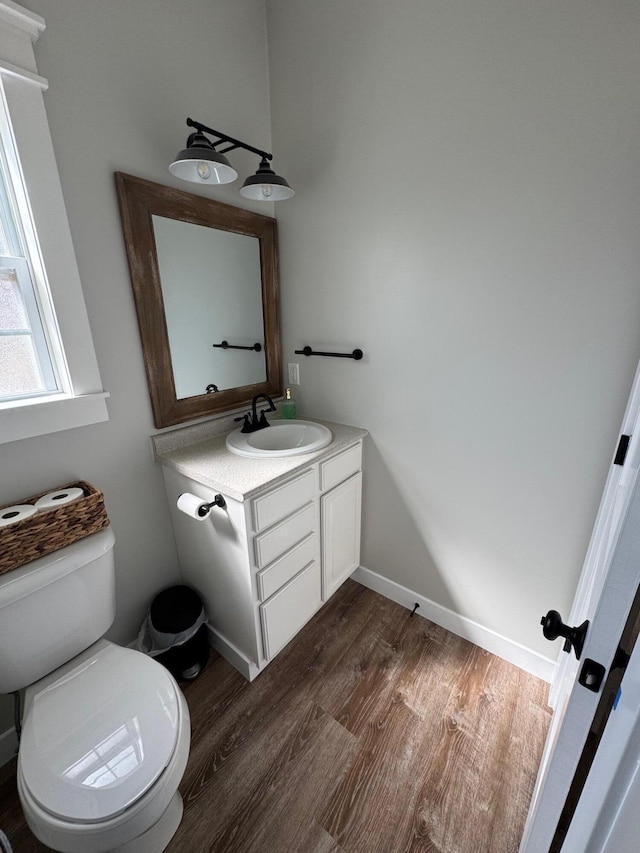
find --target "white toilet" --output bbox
[0,527,191,853]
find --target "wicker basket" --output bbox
[0,481,110,576]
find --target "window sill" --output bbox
[0,391,109,444]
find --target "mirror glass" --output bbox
[115,172,282,428]
[153,215,266,398]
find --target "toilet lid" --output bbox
[19,643,182,823]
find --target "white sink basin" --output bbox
[226,419,333,458]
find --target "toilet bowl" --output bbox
[0,527,192,853]
[16,640,190,853]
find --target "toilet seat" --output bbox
[19,641,182,824]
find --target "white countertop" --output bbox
[152,418,368,501]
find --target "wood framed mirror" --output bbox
[115,172,282,428]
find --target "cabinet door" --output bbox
[321,472,362,600]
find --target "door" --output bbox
[520,362,640,853]
[560,599,640,852]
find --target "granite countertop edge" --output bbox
[153,419,368,501]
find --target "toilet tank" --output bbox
[0,527,116,693]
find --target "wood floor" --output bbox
[0,580,551,853]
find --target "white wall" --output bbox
[0,0,272,732]
[266,0,640,657]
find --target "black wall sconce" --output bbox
[169,117,294,201]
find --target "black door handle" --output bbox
[540,610,589,659]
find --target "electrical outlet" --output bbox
[288,362,300,385]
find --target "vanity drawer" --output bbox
[260,560,321,660]
[254,502,316,569]
[252,469,315,532]
[256,533,318,601]
[320,443,362,493]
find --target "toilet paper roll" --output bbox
[35,487,85,512]
[0,504,38,527]
[177,493,211,521]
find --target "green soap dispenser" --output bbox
[282,387,297,419]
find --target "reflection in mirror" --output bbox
[115,172,282,428]
[152,215,266,398]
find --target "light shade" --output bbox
[240,158,294,201]
[169,132,238,185]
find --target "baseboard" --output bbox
[205,624,261,682]
[0,725,17,769]
[352,565,556,683]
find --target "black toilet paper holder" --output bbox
[198,494,226,516]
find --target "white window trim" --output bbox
[0,1,108,444]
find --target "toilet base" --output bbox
[107,791,183,853]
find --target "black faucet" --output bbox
[234,393,277,433]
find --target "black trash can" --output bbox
[149,585,210,681]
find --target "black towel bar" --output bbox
[213,341,262,352]
[295,346,363,360]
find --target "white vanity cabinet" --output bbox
[160,434,364,681]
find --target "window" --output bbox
[0,92,61,401]
[0,2,108,443]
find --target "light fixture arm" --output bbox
[186,117,272,162]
